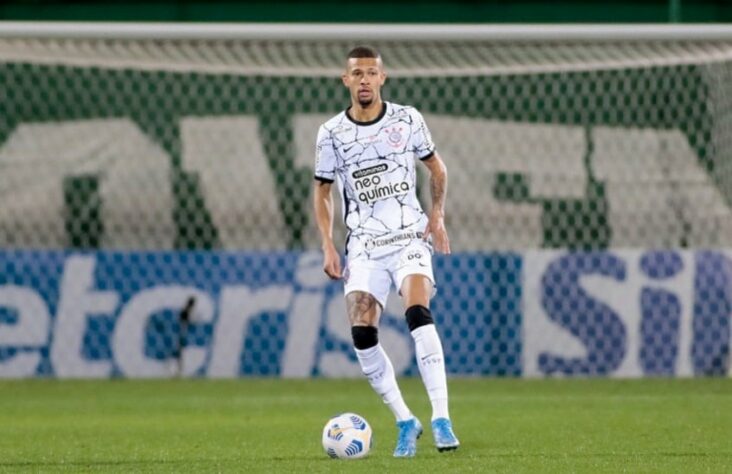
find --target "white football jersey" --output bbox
[315,101,436,259]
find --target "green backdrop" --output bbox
[1,0,731,23]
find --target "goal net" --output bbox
[0,23,730,378]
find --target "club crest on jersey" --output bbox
[387,127,405,148]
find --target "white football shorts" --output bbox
[343,240,435,308]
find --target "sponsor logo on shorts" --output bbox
[364,232,423,251]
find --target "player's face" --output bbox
[342,57,386,108]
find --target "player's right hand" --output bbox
[322,244,342,280]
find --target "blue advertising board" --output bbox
[0,250,728,378]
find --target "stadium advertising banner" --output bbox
[0,250,728,378]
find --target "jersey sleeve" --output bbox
[314,125,336,183]
[410,108,436,161]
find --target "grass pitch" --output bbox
[0,378,730,473]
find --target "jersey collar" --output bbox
[345,101,388,126]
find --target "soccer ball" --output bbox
[321,413,373,459]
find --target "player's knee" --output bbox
[351,325,378,350]
[405,305,434,332]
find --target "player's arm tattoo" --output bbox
[430,174,447,214]
[346,291,381,326]
[422,153,448,214]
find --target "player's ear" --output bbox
[341,71,349,87]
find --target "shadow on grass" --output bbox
[0,454,332,469]
[487,452,732,459]
[0,459,218,468]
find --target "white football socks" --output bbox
[411,324,450,421]
[355,344,413,422]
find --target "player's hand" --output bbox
[423,211,451,254]
[322,242,342,279]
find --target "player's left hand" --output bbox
[423,211,451,254]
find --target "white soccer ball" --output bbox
[321,412,373,459]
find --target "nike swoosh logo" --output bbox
[420,353,439,361]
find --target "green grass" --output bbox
[0,378,730,473]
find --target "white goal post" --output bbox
[1,22,731,250]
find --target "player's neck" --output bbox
[348,100,384,124]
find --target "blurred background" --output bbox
[0,1,730,380]
[1,0,732,23]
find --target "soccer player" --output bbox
[313,46,460,457]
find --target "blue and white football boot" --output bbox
[393,417,423,457]
[431,417,460,452]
